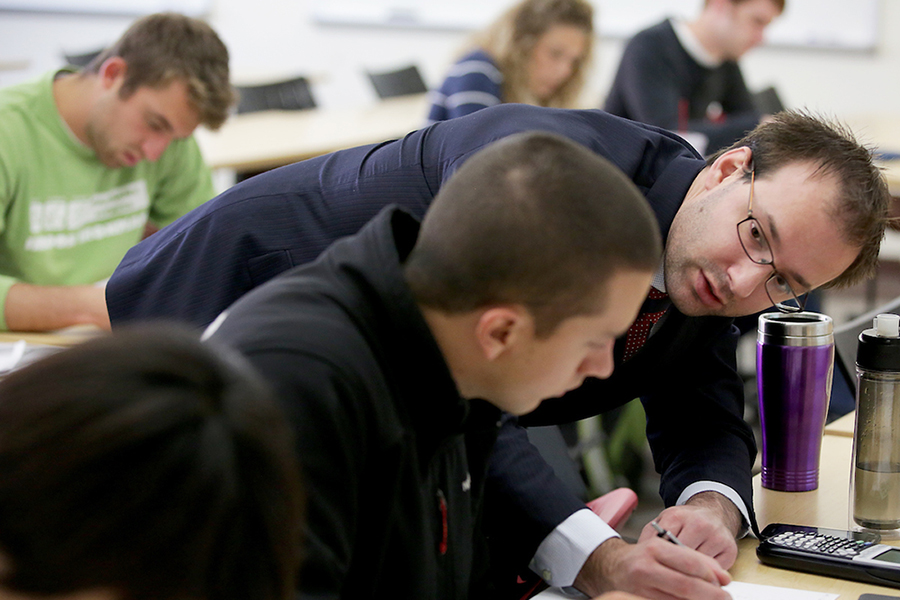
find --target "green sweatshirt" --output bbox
[0,70,215,329]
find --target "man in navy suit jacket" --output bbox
[106,105,889,598]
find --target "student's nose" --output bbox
[579,345,615,381]
[557,59,575,83]
[751,26,767,48]
[141,134,170,162]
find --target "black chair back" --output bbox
[236,76,316,114]
[366,65,427,99]
[752,86,785,114]
[63,48,105,69]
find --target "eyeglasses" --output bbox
[736,169,806,313]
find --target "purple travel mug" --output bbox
[757,312,834,491]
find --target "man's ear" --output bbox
[474,306,533,362]
[704,146,753,190]
[98,56,127,90]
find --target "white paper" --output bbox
[0,341,62,374]
[0,341,27,373]
[724,581,839,600]
[533,581,839,600]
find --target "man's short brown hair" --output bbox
[708,110,891,288]
[86,12,235,130]
[404,131,662,337]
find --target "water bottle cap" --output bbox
[875,313,900,338]
[858,312,900,371]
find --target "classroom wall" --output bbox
[1,0,899,140]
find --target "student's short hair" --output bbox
[708,110,891,289]
[0,328,303,600]
[477,0,594,108]
[84,13,235,129]
[404,131,662,337]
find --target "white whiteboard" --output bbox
[312,0,880,51]
[0,0,211,16]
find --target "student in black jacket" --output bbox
[203,132,685,599]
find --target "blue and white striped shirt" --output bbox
[426,49,504,124]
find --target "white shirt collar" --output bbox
[652,262,667,293]
[671,18,723,69]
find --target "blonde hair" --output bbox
[472,0,594,107]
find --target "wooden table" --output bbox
[0,325,102,348]
[881,161,900,197]
[196,104,900,202]
[825,411,856,438]
[730,435,900,597]
[538,436,891,598]
[195,93,430,172]
[0,326,100,375]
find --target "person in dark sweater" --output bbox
[203,132,684,599]
[604,0,784,153]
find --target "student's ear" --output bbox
[474,306,533,362]
[98,56,128,90]
[704,146,753,190]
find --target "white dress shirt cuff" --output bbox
[676,481,751,538]
[529,508,619,587]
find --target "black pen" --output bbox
[651,520,688,548]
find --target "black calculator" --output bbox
[758,523,900,588]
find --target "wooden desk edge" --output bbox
[0,325,103,347]
[197,95,430,172]
[825,411,856,438]
[208,150,328,174]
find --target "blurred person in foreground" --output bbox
[0,327,302,600]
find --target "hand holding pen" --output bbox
[651,520,688,548]
[580,525,732,600]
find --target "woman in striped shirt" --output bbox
[427,0,594,123]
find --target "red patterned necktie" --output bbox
[622,287,670,361]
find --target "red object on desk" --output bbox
[587,487,639,530]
